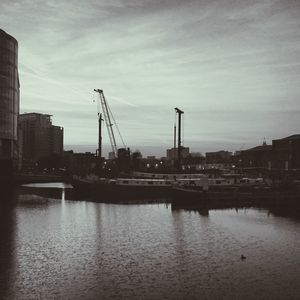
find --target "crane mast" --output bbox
[175,107,184,170]
[97,112,103,159]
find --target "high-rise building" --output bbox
[19,113,63,165]
[0,29,20,175]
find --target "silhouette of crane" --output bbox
[93,89,126,159]
[175,107,184,170]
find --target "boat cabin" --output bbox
[111,178,173,187]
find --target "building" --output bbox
[146,156,156,160]
[19,113,63,166]
[190,152,202,157]
[239,135,300,178]
[166,147,190,160]
[64,151,97,176]
[205,150,232,164]
[0,29,20,175]
[108,152,115,160]
[272,135,300,170]
[240,142,272,169]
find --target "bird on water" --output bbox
[241,254,246,260]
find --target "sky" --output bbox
[1,0,300,157]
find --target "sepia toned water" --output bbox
[1,183,300,299]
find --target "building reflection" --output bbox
[171,210,187,281]
[0,188,16,299]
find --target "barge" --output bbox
[72,176,173,201]
[171,184,300,209]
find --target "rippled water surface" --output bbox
[1,183,300,299]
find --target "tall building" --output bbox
[0,29,20,175]
[19,113,63,165]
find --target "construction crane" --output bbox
[94,89,126,159]
[175,107,184,170]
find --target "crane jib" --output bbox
[94,89,126,158]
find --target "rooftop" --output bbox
[20,112,52,117]
[243,145,272,152]
[0,28,18,44]
[281,134,300,140]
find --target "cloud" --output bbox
[1,0,300,154]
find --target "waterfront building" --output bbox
[166,147,190,160]
[205,150,232,164]
[190,152,202,157]
[0,29,20,175]
[272,135,300,170]
[240,142,272,169]
[238,136,300,180]
[146,155,156,160]
[181,153,205,170]
[19,113,63,167]
[64,151,97,176]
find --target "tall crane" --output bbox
[175,107,184,170]
[94,89,126,158]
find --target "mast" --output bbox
[175,107,184,170]
[173,124,176,154]
[98,113,103,159]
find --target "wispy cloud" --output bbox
[1,0,300,152]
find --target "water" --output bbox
[1,183,300,299]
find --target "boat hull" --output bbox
[171,186,300,209]
[172,187,208,207]
[72,178,171,202]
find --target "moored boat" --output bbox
[72,174,211,202]
[171,182,300,209]
[72,175,174,201]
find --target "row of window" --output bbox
[0,48,18,64]
[0,112,17,139]
[121,180,172,185]
[0,43,18,51]
[0,66,18,76]
[0,76,19,89]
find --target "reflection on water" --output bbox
[17,182,74,203]
[0,183,300,299]
[0,189,16,300]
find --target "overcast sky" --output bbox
[1,0,300,156]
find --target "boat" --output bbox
[132,171,207,180]
[171,178,209,206]
[72,174,213,202]
[72,175,174,201]
[171,180,300,209]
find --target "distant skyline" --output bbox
[1,0,300,155]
